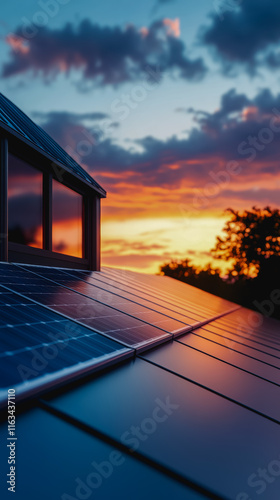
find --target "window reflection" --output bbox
[52,180,83,258]
[8,153,43,248]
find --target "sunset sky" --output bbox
[2,0,280,273]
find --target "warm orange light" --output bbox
[52,219,83,258]
[6,34,30,54]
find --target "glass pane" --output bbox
[52,180,83,258]
[8,153,43,248]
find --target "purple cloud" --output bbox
[36,88,280,191]
[3,19,206,86]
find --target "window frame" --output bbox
[8,152,44,250]
[0,130,101,270]
[52,176,85,259]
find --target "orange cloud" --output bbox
[163,18,180,38]
[139,27,149,37]
[241,106,258,120]
[6,34,30,54]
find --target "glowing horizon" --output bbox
[2,0,280,275]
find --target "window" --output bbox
[52,179,83,258]
[8,153,43,248]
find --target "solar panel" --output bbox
[202,321,280,354]
[52,267,200,324]
[140,341,280,422]
[19,265,192,330]
[177,329,280,386]
[0,264,171,349]
[0,283,132,407]
[1,262,279,499]
[200,324,280,368]
[213,309,280,344]
[101,266,236,321]
[45,357,280,500]
[0,408,207,500]
[0,93,105,194]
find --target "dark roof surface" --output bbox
[0,263,279,500]
[0,93,106,196]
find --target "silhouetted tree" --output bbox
[160,206,280,319]
[211,206,280,277]
[8,225,37,246]
[160,259,197,282]
[160,259,226,296]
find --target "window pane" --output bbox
[52,180,83,258]
[8,153,43,248]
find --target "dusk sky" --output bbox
[2,0,280,273]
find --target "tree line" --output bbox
[160,207,280,319]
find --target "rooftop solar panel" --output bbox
[0,408,208,500]
[189,326,280,370]
[91,272,211,322]
[102,266,237,320]
[0,283,132,407]
[213,309,280,343]
[203,321,280,353]
[55,267,201,324]
[44,357,280,500]
[140,341,280,422]
[16,264,190,332]
[0,264,172,349]
[1,262,280,499]
[200,324,280,368]
[178,329,280,386]
[0,93,105,195]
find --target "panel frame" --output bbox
[0,283,134,408]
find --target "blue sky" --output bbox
[1,0,269,140]
[2,0,280,272]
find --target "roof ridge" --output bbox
[0,93,106,195]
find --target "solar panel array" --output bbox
[0,263,279,500]
[0,287,131,405]
[0,93,105,194]
[0,262,236,405]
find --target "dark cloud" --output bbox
[34,111,108,157]
[8,193,41,228]
[37,87,280,191]
[201,0,280,72]
[53,241,66,253]
[253,88,280,113]
[186,88,280,139]
[102,239,168,254]
[219,88,250,116]
[185,88,250,134]
[33,111,109,122]
[9,188,83,226]
[3,19,206,86]
[52,190,85,222]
